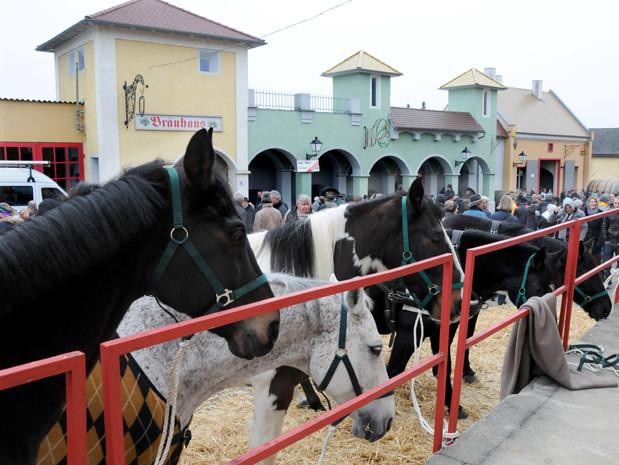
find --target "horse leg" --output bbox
[428,323,468,420]
[386,311,422,378]
[250,367,307,465]
[297,378,325,411]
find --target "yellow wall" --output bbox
[57,40,97,178]
[504,136,589,191]
[590,157,619,180]
[0,100,82,142]
[115,39,237,166]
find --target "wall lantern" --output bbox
[513,150,527,167]
[455,146,471,167]
[306,136,323,160]
[123,74,148,128]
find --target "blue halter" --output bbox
[149,167,268,313]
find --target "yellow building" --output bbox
[495,77,592,193]
[32,0,264,192]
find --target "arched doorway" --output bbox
[312,149,359,198]
[368,156,411,195]
[416,156,453,197]
[249,149,296,207]
[457,156,491,197]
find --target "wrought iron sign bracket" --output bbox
[123,74,148,128]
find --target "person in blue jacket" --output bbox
[463,194,490,218]
[490,195,519,223]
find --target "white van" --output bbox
[0,161,67,211]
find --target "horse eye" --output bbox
[230,228,245,242]
[369,345,382,356]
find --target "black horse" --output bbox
[0,128,279,465]
[374,229,564,418]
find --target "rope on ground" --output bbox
[153,337,192,465]
[409,310,459,445]
[566,343,619,378]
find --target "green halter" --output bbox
[574,286,608,306]
[149,167,268,313]
[400,196,462,310]
[514,252,538,308]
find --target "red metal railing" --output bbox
[101,253,455,464]
[0,351,87,465]
[448,207,619,436]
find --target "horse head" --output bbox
[147,128,279,359]
[308,287,395,442]
[548,239,611,320]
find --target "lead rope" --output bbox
[406,223,463,445]
[153,337,192,465]
[604,268,619,304]
[316,425,337,465]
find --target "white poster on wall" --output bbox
[296,160,320,173]
[135,114,222,132]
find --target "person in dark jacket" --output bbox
[233,192,256,233]
[601,196,619,276]
[490,195,519,223]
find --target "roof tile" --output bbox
[390,107,484,133]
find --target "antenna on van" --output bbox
[0,160,50,183]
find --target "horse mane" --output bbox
[263,219,315,277]
[0,161,168,315]
[457,229,538,254]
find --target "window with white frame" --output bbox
[68,46,85,75]
[482,89,490,117]
[370,75,381,108]
[199,49,220,74]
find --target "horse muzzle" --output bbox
[351,397,395,442]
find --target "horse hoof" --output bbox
[296,399,311,409]
[457,406,469,420]
[463,374,479,385]
[296,399,325,411]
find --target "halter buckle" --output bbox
[216,288,235,307]
[518,288,526,295]
[335,348,347,357]
[402,250,413,261]
[584,296,592,303]
[429,284,441,295]
[170,226,189,244]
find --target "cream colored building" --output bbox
[34,0,264,192]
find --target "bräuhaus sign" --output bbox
[135,114,222,132]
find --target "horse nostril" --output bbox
[385,417,393,432]
[268,320,280,341]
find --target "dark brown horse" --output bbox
[0,129,279,465]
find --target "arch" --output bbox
[249,148,297,207]
[172,146,238,170]
[455,155,491,175]
[318,147,362,176]
[173,147,237,185]
[368,154,413,175]
[249,146,297,168]
[413,154,455,176]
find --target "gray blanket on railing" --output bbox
[500,293,617,399]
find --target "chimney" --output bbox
[495,75,503,83]
[532,80,543,100]
[483,67,496,79]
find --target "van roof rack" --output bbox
[0,160,51,182]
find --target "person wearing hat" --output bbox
[253,191,282,232]
[598,194,610,211]
[0,202,14,219]
[318,187,340,211]
[557,197,587,242]
[601,195,619,277]
[463,194,490,219]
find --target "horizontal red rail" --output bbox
[0,351,87,465]
[102,253,455,465]
[466,307,530,349]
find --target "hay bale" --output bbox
[180,302,595,465]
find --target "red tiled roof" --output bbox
[496,119,508,137]
[390,107,484,133]
[37,0,264,52]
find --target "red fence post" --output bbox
[101,346,125,465]
[65,354,87,465]
[447,249,476,436]
[432,255,454,451]
[558,220,581,349]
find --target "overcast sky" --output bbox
[1,0,617,128]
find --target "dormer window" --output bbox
[199,49,220,74]
[370,75,381,108]
[68,46,85,75]
[482,89,490,117]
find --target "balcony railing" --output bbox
[249,90,353,114]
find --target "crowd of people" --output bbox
[435,184,619,276]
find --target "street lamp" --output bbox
[306,136,323,160]
[455,146,471,167]
[513,150,527,167]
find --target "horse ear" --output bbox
[183,128,215,189]
[408,176,424,212]
[531,247,547,270]
[345,288,364,315]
